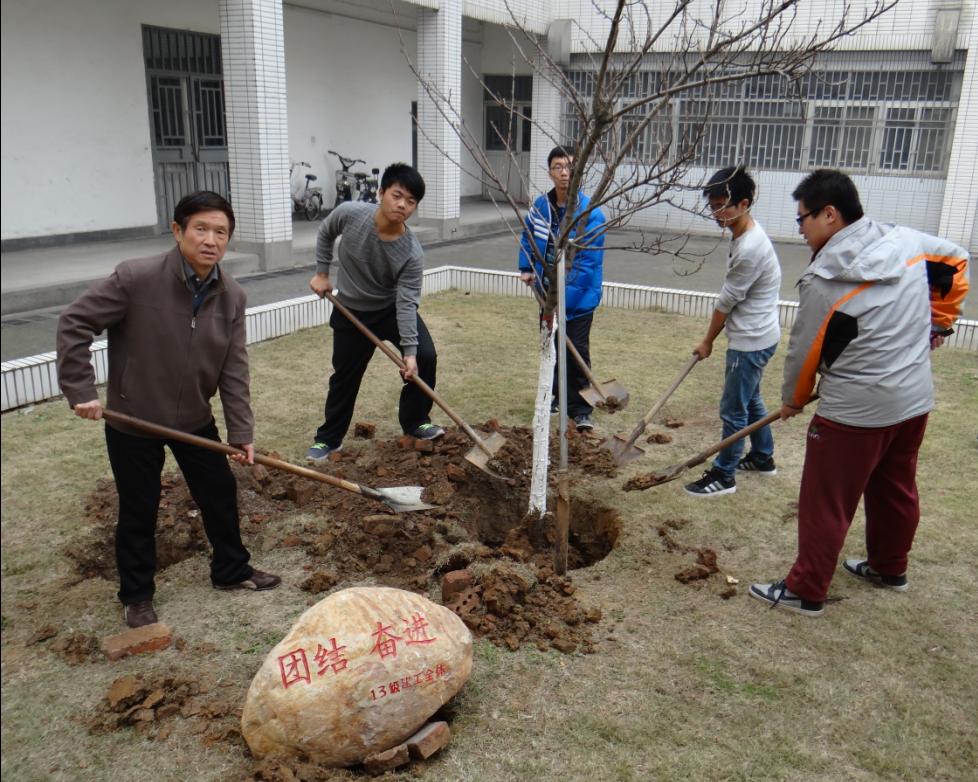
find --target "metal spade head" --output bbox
[463,431,508,474]
[599,433,646,465]
[580,379,630,413]
[377,486,436,513]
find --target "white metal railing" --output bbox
[2,265,975,411]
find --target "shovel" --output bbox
[321,291,506,475]
[530,287,628,412]
[601,354,700,465]
[623,397,816,491]
[101,409,435,513]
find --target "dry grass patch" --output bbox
[2,291,976,781]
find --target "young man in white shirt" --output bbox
[685,166,782,497]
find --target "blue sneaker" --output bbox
[306,442,341,465]
[410,423,445,440]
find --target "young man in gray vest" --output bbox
[306,163,443,463]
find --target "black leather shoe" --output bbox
[214,569,282,591]
[124,600,159,628]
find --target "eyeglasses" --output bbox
[795,207,822,226]
[549,164,573,173]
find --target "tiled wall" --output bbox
[220,0,292,245]
[417,0,463,221]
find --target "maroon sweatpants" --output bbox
[785,412,929,602]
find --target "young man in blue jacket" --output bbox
[518,146,606,431]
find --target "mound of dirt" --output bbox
[87,673,238,744]
[70,424,620,653]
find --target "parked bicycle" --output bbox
[290,161,325,220]
[328,149,379,208]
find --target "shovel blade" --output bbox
[600,434,646,465]
[580,380,630,413]
[463,431,507,472]
[377,486,435,513]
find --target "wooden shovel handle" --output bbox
[618,354,700,453]
[681,395,819,471]
[101,409,384,502]
[322,291,495,458]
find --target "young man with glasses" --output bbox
[518,145,606,431]
[685,166,782,497]
[750,168,969,616]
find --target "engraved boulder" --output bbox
[241,586,472,767]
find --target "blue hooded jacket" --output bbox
[518,189,606,320]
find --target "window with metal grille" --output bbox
[560,53,962,177]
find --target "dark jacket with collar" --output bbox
[57,247,254,442]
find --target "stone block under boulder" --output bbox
[241,586,472,768]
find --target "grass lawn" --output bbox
[2,291,976,781]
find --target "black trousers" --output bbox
[314,305,437,446]
[553,312,594,417]
[105,420,253,605]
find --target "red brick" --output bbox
[441,569,474,604]
[406,721,451,760]
[362,742,409,775]
[101,623,172,661]
[285,479,317,507]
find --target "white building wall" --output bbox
[461,40,486,197]
[462,0,550,32]
[554,0,975,53]
[284,5,420,199]
[620,168,948,241]
[939,10,978,252]
[0,0,218,240]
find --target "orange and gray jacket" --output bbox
[782,217,969,427]
[57,248,254,443]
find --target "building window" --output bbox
[560,53,962,177]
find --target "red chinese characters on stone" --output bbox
[371,621,403,660]
[314,637,349,676]
[278,648,311,689]
[402,611,438,645]
[369,664,450,702]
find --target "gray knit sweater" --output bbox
[315,202,425,355]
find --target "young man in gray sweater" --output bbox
[306,163,443,464]
[685,166,782,497]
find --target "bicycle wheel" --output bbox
[304,193,323,221]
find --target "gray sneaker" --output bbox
[842,559,908,591]
[573,414,595,431]
[749,580,824,616]
[306,442,341,465]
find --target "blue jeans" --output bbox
[713,344,777,479]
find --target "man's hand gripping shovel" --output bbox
[101,409,435,513]
[321,290,507,479]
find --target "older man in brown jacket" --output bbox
[57,191,280,629]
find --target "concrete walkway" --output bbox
[0,200,521,316]
[1,202,813,361]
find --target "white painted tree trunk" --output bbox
[528,321,556,516]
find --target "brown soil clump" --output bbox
[622,471,672,491]
[87,673,237,743]
[71,425,620,654]
[645,432,673,444]
[48,630,101,665]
